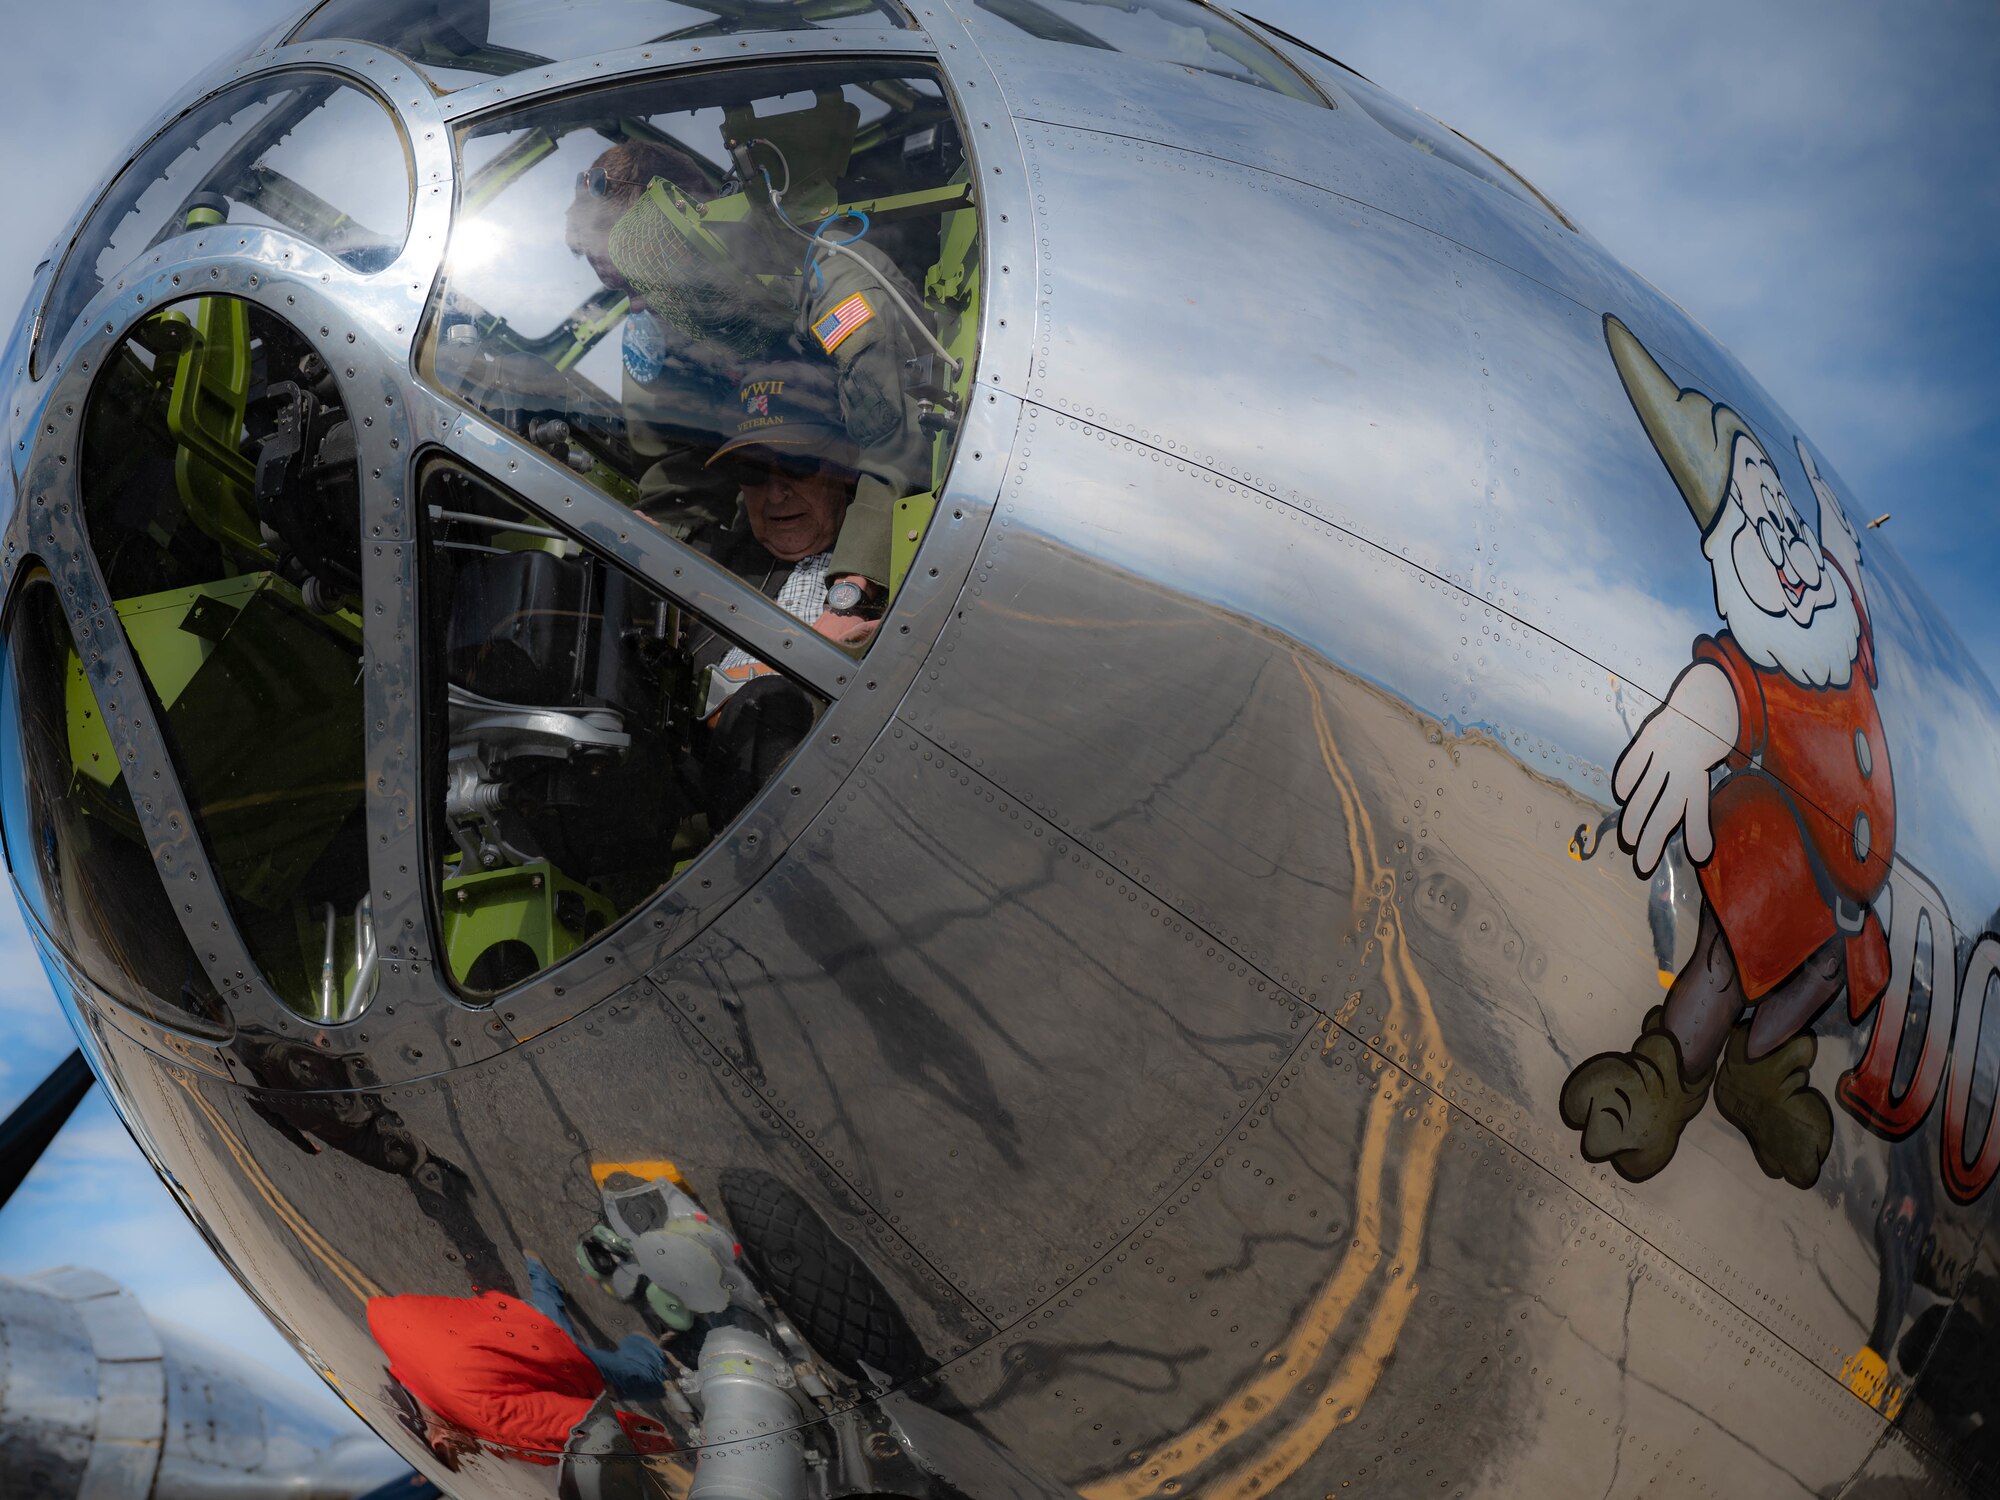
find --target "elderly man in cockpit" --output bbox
[683,361,882,826]
[564,140,931,622]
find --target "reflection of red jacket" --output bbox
[1693,578,1894,1001]
[367,1291,669,1459]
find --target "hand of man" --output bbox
[813,574,882,648]
[812,608,880,648]
[1612,662,1738,875]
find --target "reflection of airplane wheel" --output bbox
[719,1168,931,1384]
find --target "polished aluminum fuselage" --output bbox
[5,4,1997,1497]
[0,1268,408,1498]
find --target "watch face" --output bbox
[826,580,865,613]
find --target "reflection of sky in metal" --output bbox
[0,0,1991,1426]
[0,896,364,1426]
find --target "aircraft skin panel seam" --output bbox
[634,982,1004,1350]
[683,712,1317,1328]
[890,705,1902,1417]
[1010,111,1596,318]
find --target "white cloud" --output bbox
[0,0,277,334]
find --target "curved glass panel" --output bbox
[422,461,825,996]
[422,61,979,652]
[0,574,229,1036]
[292,0,913,90]
[970,0,1323,104]
[79,297,372,1022]
[35,72,411,378]
[1329,66,1575,229]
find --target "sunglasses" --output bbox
[576,167,650,198]
[725,447,829,486]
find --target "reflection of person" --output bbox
[1562,317,1894,1191]
[524,1254,667,1401]
[564,141,740,525]
[565,141,931,600]
[564,141,712,308]
[1841,1140,1931,1416]
[241,1046,513,1294]
[367,1285,672,1469]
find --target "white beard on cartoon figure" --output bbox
[1702,431,1861,689]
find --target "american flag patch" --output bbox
[744,392,769,417]
[812,293,875,353]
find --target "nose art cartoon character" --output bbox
[1560,316,1893,1190]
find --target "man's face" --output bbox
[586,248,641,310]
[570,165,711,312]
[740,458,852,561]
[571,207,645,311]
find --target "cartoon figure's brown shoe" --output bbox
[1560,1007,1713,1182]
[1713,1023,1833,1189]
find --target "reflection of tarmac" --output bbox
[902,544,1921,1496]
[1079,657,1455,1498]
[119,539,1957,1495]
[173,1077,386,1304]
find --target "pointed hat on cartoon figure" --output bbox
[1604,313,1757,533]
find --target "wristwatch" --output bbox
[825,578,883,619]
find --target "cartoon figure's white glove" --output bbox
[1612,663,1739,875]
[1798,440,1864,603]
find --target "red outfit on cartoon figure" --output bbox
[1691,559,1894,1011]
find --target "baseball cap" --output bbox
[706,361,858,477]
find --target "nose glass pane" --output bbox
[34,72,412,379]
[1315,61,1574,229]
[423,462,826,996]
[291,0,913,91]
[0,575,229,1037]
[969,0,1323,103]
[422,62,979,652]
[79,297,373,1022]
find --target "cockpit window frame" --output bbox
[413,55,986,663]
[286,0,921,92]
[5,15,1032,1085]
[412,452,834,1003]
[0,564,236,1041]
[29,68,416,382]
[1234,10,1578,232]
[966,0,1330,107]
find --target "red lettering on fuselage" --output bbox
[1839,872,1954,1137]
[1940,936,2000,1203]
[1840,882,2000,1203]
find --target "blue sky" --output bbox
[0,0,1992,1432]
